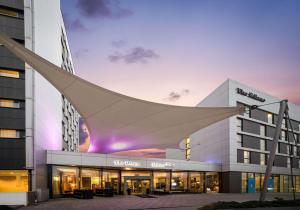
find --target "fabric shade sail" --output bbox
[0,34,245,153]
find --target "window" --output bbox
[294,134,298,142]
[154,172,171,192]
[260,125,266,136]
[287,158,290,168]
[185,137,191,160]
[260,153,265,165]
[80,169,100,190]
[0,7,23,18]
[189,172,204,193]
[0,129,20,138]
[260,139,265,151]
[171,172,188,191]
[237,118,242,132]
[244,151,250,164]
[206,172,219,193]
[281,130,286,141]
[185,149,191,160]
[282,118,286,128]
[237,134,242,147]
[241,173,247,193]
[0,69,20,78]
[295,176,300,192]
[244,106,250,118]
[267,113,273,124]
[0,170,28,192]
[255,174,261,192]
[0,99,20,108]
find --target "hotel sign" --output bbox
[236,88,265,102]
[150,161,175,169]
[113,160,140,167]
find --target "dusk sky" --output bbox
[61,0,300,106]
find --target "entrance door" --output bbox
[128,179,150,194]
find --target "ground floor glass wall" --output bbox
[171,172,188,191]
[81,169,101,191]
[206,172,219,193]
[153,171,170,192]
[121,170,151,194]
[241,172,300,193]
[51,166,220,196]
[102,170,119,194]
[52,166,79,196]
[189,172,205,193]
[0,170,28,192]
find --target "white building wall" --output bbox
[166,80,232,170]
[165,148,185,160]
[47,150,222,172]
[228,79,300,174]
[0,192,28,206]
[24,0,69,201]
[180,79,300,175]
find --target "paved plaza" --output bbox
[20,193,299,210]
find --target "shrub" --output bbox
[199,199,300,210]
[0,206,12,210]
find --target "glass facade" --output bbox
[0,99,20,108]
[241,172,300,193]
[50,165,220,196]
[0,129,20,138]
[52,166,79,197]
[189,172,205,193]
[102,170,119,194]
[171,172,188,191]
[153,171,170,192]
[0,69,20,78]
[121,170,151,194]
[80,169,101,191]
[0,170,28,192]
[206,172,219,193]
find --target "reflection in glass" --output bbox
[206,172,219,193]
[171,172,187,191]
[80,169,100,192]
[189,172,204,193]
[255,173,261,192]
[52,166,79,196]
[0,170,28,192]
[103,170,119,194]
[153,172,170,192]
[241,172,247,193]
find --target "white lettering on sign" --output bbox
[150,162,175,168]
[113,160,140,167]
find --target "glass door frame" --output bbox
[123,176,153,195]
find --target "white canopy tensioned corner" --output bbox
[0,34,245,153]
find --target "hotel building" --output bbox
[0,0,299,207]
[168,79,300,193]
[0,0,79,205]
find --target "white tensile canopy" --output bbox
[0,34,244,153]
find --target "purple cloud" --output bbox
[63,13,87,31]
[164,89,191,102]
[108,47,159,64]
[111,39,127,48]
[77,0,133,19]
[74,48,89,59]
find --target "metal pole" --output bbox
[259,100,288,202]
[286,112,296,200]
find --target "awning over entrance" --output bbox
[0,34,244,153]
